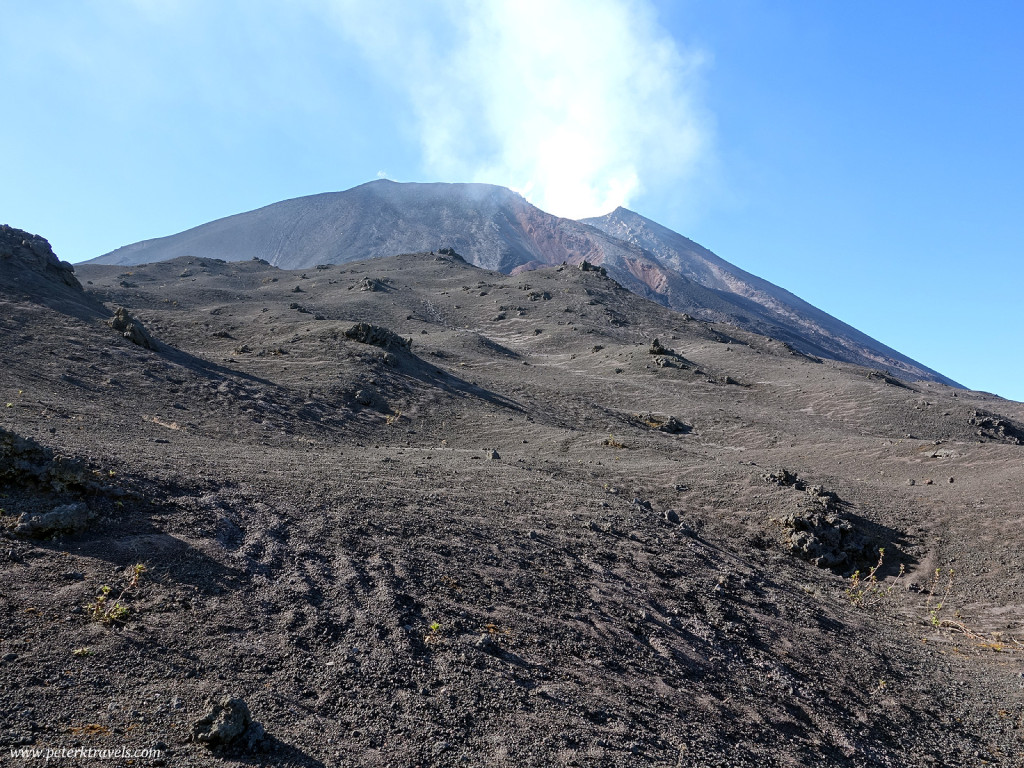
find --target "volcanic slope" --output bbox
[581,207,950,385]
[2,246,1023,767]
[89,180,956,387]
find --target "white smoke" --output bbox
[326,0,709,218]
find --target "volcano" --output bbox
[89,180,957,387]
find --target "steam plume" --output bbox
[328,0,710,218]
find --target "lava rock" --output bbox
[763,469,804,490]
[969,410,1023,445]
[649,338,669,355]
[773,512,874,572]
[15,502,94,537]
[353,386,382,408]
[0,225,81,290]
[353,277,385,292]
[192,697,265,751]
[343,322,411,351]
[436,247,465,261]
[108,307,156,350]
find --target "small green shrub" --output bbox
[846,549,904,607]
[86,563,146,625]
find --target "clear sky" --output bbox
[2,1,1021,401]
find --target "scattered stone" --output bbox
[578,260,607,276]
[663,509,680,524]
[486,449,500,460]
[192,697,265,751]
[908,479,916,486]
[475,634,495,650]
[108,307,156,350]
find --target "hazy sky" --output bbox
[2,1,1021,401]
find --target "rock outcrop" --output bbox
[15,502,95,537]
[108,307,157,350]
[970,409,1024,445]
[0,427,117,538]
[343,322,411,351]
[0,225,81,290]
[0,224,106,318]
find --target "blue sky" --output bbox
[2,1,1021,401]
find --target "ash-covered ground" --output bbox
[2,234,1023,766]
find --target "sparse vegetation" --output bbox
[424,620,444,646]
[86,563,146,625]
[926,566,955,627]
[845,549,904,607]
[922,566,991,641]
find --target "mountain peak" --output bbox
[87,181,957,387]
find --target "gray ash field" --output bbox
[3,236,1024,766]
